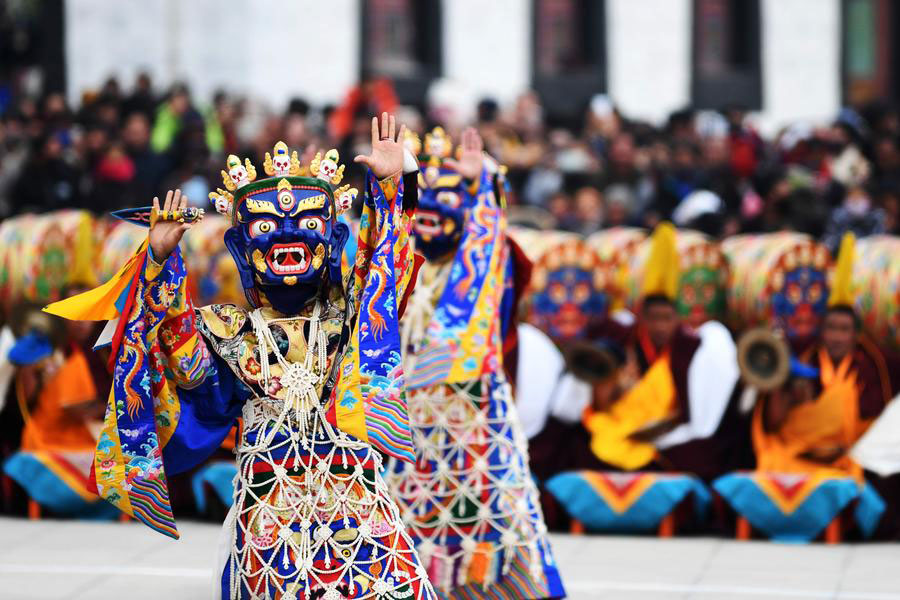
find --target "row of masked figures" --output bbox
[0,120,898,599]
[513,217,900,543]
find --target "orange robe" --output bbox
[753,350,869,479]
[21,349,98,454]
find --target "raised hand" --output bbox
[444,127,484,180]
[149,189,194,261]
[354,112,406,180]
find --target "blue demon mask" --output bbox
[414,161,468,262]
[771,265,827,340]
[213,150,350,314]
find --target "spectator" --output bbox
[121,111,168,204]
[150,83,203,153]
[11,131,82,213]
[571,186,604,235]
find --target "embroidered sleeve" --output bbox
[91,245,221,538]
[326,169,416,463]
[351,170,417,313]
[404,168,506,388]
[145,248,212,389]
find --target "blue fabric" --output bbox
[8,332,53,366]
[498,252,516,341]
[538,541,567,599]
[339,213,357,268]
[3,452,119,519]
[162,353,245,476]
[855,482,887,539]
[546,472,711,532]
[789,357,819,379]
[191,461,237,513]
[713,473,861,542]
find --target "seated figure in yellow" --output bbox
[578,224,741,477]
[715,234,900,541]
[754,234,899,478]
[20,346,100,454]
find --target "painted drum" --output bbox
[852,235,900,350]
[97,219,147,284]
[510,227,614,343]
[586,226,648,313]
[721,232,831,341]
[0,210,98,308]
[624,229,729,329]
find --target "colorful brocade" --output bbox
[389,169,565,598]
[327,171,418,463]
[89,245,209,538]
[406,169,505,389]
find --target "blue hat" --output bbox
[789,357,819,380]
[8,331,53,366]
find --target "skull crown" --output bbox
[263,141,302,177]
[309,149,345,185]
[210,141,352,219]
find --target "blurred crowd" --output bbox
[2,74,900,256]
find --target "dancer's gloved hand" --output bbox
[354,111,407,180]
[444,126,484,181]
[149,188,194,261]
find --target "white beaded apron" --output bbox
[385,264,557,596]
[208,304,435,600]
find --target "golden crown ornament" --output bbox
[210,142,354,220]
[309,149,345,185]
[423,127,452,158]
[221,154,257,191]
[263,141,302,177]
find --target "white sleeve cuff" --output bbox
[403,149,418,174]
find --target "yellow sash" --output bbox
[583,355,677,470]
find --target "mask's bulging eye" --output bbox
[249,219,277,238]
[278,190,294,211]
[436,191,461,209]
[299,217,325,233]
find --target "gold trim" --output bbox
[245,198,285,217]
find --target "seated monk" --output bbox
[724,235,900,540]
[3,313,111,517]
[16,316,106,454]
[754,305,899,477]
[756,234,900,477]
[573,225,744,477]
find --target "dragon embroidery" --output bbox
[453,201,497,299]
[120,342,144,420]
[365,249,392,340]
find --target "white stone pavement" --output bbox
[1,517,900,600]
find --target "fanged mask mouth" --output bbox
[415,210,442,236]
[266,242,311,275]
